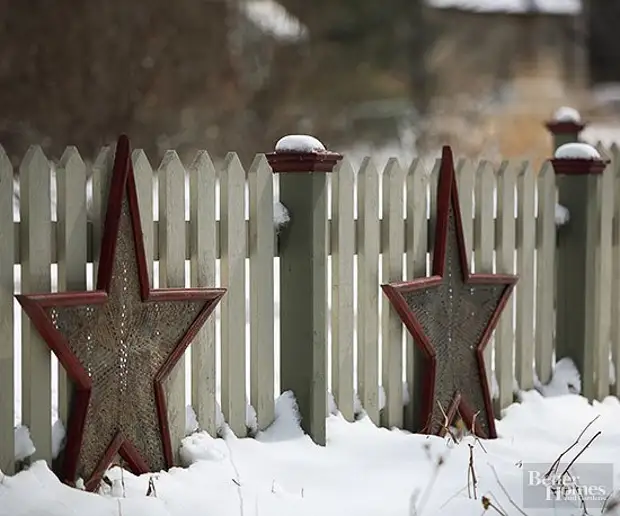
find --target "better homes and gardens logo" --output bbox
[523,462,614,510]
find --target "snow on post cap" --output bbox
[553,106,581,123]
[267,134,343,173]
[551,143,609,176]
[275,134,326,153]
[554,143,599,160]
[545,107,586,134]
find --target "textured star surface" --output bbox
[382,146,517,438]
[17,135,225,490]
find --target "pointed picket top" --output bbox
[247,152,271,177]
[92,146,114,177]
[20,145,49,177]
[335,155,355,181]
[383,157,405,180]
[59,146,85,171]
[158,150,184,176]
[190,150,217,177]
[0,144,12,174]
[359,156,380,180]
[224,151,244,171]
[131,149,154,179]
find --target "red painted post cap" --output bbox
[550,143,609,175]
[266,134,343,173]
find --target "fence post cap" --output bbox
[545,106,587,134]
[551,142,609,175]
[266,134,343,173]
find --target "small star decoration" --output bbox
[382,146,517,438]
[17,135,225,490]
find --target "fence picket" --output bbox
[90,147,114,283]
[357,158,381,424]
[495,161,519,411]
[474,161,496,392]
[535,163,556,385]
[405,159,429,428]
[56,148,87,426]
[593,154,614,398]
[132,150,154,287]
[158,151,187,464]
[611,145,620,396]
[516,163,536,391]
[0,145,13,473]
[189,151,218,435]
[220,153,247,436]
[456,159,476,258]
[248,154,275,429]
[19,146,53,463]
[380,159,405,428]
[331,158,355,421]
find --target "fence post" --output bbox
[545,114,584,381]
[549,134,608,400]
[266,136,342,446]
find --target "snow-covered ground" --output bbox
[4,388,620,516]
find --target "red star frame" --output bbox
[17,135,225,490]
[382,146,517,438]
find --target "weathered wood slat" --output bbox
[357,158,381,424]
[380,159,405,428]
[56,148,87,426]
[132,150,155,287]
[248,155,275,430]
[19,146,53,463]
[593,153,614,398]
[494,161,520,412]
[515,164,536,391]
[220,153,247,436]
[158,151,187,464]
[535,163,556,385]
[404,158,429,429]
[189,151,218,436]
[0,146,14,473]
[474,161,496,393]
[331,158,355,421]
[611,145,620,396]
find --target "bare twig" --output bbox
[412,454,445,515]
[467,444,478,500]
[436,401,460,445]
[488,464,529,516]
[146,475,158,497]
[559,431,602,479]
[481,495,509,516]
[545,416,600,478]
[223,431,245,516]
[437,486,468,511]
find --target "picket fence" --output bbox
[1,141,618,476]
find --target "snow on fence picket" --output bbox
[1,141,619,476]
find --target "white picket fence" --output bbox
[1,141,619,476]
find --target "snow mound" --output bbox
[51,419,66,459]
[555,203,570,226]
[185,405,199,436]
[14,425,35,462]
[275,135,326,153]
[274,201,290,232]
[553,106,581,123]
[257,390,304,442]
[535,357,581,397]
[179,431,228,466]
[554,142,601,160]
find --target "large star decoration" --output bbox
[382,146,517,439]
[17,135,225,491]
